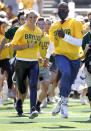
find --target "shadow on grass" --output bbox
[7,115,28,118]
[3,102,13,105]
[72,120,91,123]
[10,121,36,124]
[81,110,91,113]
[68,105,82,107]
[43,125,75,129]
[0,107,14,110]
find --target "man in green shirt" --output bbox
[82,30,91,120]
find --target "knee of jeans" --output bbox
[19,88,26,94]
[62,71,71,79]
[30,84,37,91]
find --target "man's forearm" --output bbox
[12,44,29,50]
[0,37,7,51]
[63,34,82,47]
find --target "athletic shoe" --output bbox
[61,96,68,118]
[29,106,38,119]
[80,95,88,105]
[41,98,47,108]
[52,98,61,116]
[36,106,43,114]
[15,99,24,117]
[61,103,68,118]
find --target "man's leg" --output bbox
[15,60,28,116]
[52,55,80,118]
[29,61,39,119]
[36,67,50,112]
[1,59,14,98]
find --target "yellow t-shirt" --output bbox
[83,22,89,29]
[0,34,13,60]
[49,18,84,60]
[11,24,42,60]
[39,33,50,67]
[83,22,90,34]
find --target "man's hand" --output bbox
[4,43,11,48]
[58,28,65,38]
[38,57,43,63]
[43,58,49,68]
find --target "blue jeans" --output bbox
[55,55,80,97]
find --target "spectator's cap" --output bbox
[0,11,7,18]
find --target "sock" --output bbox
[36,101,41,107]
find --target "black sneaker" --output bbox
[29,106,38,119]
[36,106,43,114]
[15,99,24,117]
[36,106,40,112]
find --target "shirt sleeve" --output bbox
[5,26,19,40]
[63,34,82,47]
[11,28,23,46]
[46,41,54,58]
[82,32,90,50]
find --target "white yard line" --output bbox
[14,129,91,131]
[0,116,89,120]
[5,128,91,131]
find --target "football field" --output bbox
[0,98,91,131]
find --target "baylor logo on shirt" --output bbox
[25,34,41,41]
[54,29,71,36]
[39,41,49,49]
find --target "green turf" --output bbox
[0,98,91,131]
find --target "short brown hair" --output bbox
[88,12,91,17]
[17,10,24,20]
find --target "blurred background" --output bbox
[0,0,90,18]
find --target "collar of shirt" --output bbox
[60,16,69,24]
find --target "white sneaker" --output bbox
[61,103,68,118]
[52,98,61,116]
[80,95,88,105]
[29,110,38,119]
[41,98,47,108]
[60,96,68,118]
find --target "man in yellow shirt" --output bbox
[35,17,50,112]
[45,2,83,118]
[11,10,42,118]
